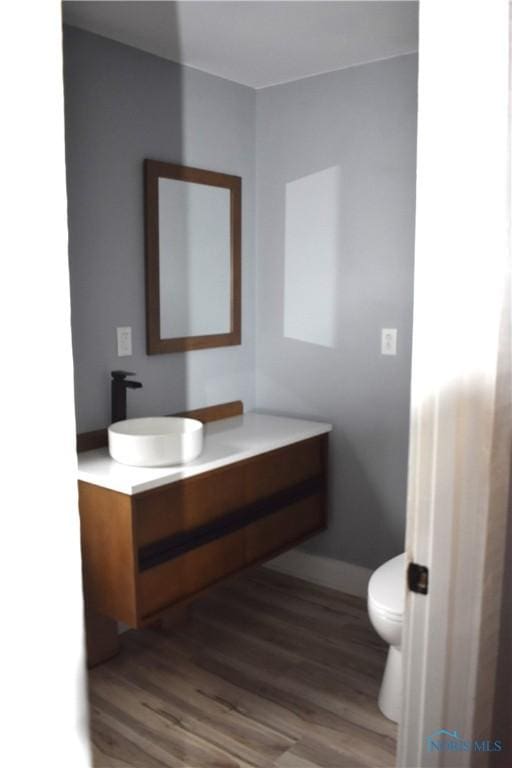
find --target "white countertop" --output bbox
[77,411,332,495]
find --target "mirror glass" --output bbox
[158,178,231,338]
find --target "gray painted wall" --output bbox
[254,55,418,569]
[63,26,255,432]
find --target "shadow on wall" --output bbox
[317,426,406,566]
[63,5,190,431]
[260,402,404,568]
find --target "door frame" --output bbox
[398,2,510,766]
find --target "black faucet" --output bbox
[111,370,143,423]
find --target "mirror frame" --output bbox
[144,159,241,354]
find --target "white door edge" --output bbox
[398,2,511,766]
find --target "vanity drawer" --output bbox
[137,494,325,622]
[138,529,245,620]
[244,494,325,563]
[135,435,325,548]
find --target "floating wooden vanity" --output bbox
[77,404,331,658]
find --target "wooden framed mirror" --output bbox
[145,160,241,354]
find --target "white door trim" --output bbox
[398,2,510,766]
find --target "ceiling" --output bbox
[62,1,419,90]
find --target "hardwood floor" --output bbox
[88,567,396,768]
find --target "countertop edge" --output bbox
[78,420,332,496]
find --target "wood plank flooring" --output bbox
[88,566,396,768]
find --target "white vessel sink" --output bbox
[108,417,203,467]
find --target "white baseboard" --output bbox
[264,548,372,598]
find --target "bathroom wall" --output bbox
[63,26,256,432]
[255,55,418,569]
[64,26,417,571]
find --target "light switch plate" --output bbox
[117,326,132,357]
[381,328,397,356]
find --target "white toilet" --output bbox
[367,552,406,723]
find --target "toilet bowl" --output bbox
[367,552,405,723]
